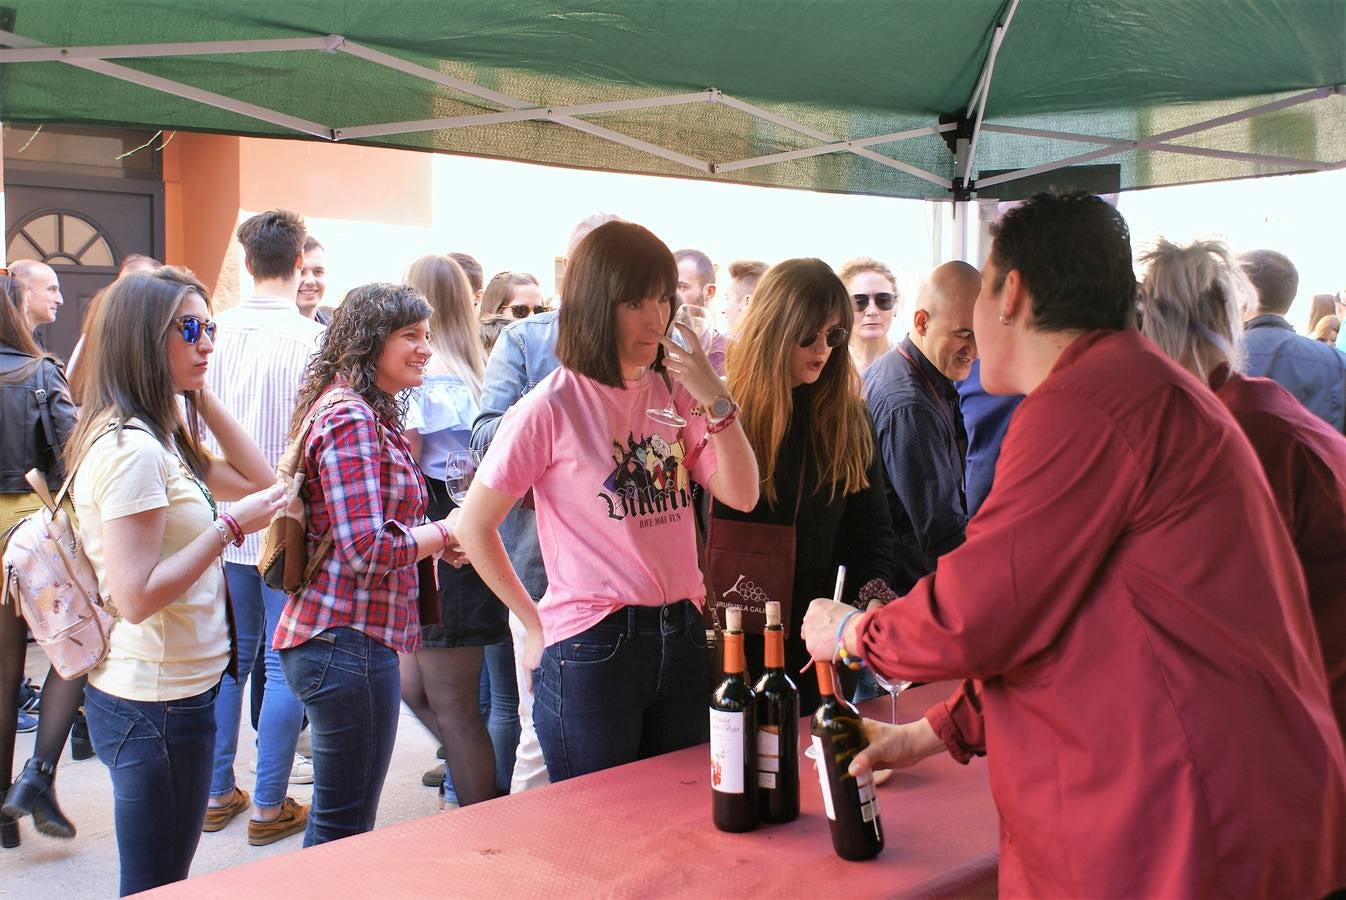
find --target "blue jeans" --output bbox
[211,563,306,808]
[280,627,400,846]
[533,600,708,781]
[84,683,218,897]
[484,640,520,794]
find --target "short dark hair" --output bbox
[989,191,1136,332]
[1238,249,1298,315]
[448,252,484,295]
[303,235,324,254]
[674,248,715,287]
[558,221,677,388]
[237,209,306,281]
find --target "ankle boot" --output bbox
[0,783,17,849]
[2,759,75,839]
[70,712,94,761]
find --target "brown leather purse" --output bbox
[705,470,804,636]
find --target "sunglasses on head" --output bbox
[509,304,547,319]
[853,292,896,312]
[173,315,217,344]
[798,325,849,349]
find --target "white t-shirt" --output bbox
[478,367,718,646]
[74,424,229,701]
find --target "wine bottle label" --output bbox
[810,735,836,821]
[710,709,746,794]
[757,728,779,787]
[857,770,879,823]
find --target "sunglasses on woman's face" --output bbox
[853,292,896,312]
[798,325,849,349]
[173,315,217,344]
[509,304,547,319]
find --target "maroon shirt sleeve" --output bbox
[856,390,1141,682]
[924,679,986,763]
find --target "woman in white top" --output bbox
[68,267,284,896]
[401,254,515,806]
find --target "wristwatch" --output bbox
[706,395,734,420]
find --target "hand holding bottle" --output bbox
[846,717,946,779]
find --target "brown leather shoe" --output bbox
[247,797,307,847]
[202,786,250,833]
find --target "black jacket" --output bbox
[0,343,77,492]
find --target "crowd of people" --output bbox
[1,192,1344,897]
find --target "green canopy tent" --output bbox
[0,0,1343,206]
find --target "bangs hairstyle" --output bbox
[406,254,486,399]
[66,266,213,478]
[290,282,432,437]
[1139,238,1251,382]
[726,258,873,507]
[557,220,677,388]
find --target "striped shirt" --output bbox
[272,394,426,653]
[205,296,325,565]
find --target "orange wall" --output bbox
[163,132,241,303]
[238,137,432,227]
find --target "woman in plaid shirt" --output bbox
[273,284,536,846]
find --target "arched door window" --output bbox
[7,209,117,268]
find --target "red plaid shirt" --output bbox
[273,393,427,653]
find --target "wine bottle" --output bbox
[811,661,883,860]
[754,600,799,823]
[710,606,758,832]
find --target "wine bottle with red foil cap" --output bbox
[754,600,799,823]
[710,606,758,832]
[811,661,884,860]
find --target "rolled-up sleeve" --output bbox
[925,679,987,764]
[313,407,418,582]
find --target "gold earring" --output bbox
[999,312,1011,326]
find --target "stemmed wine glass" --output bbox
[646,305,710,427]
[871,670,913,724]
[444,449,479,506]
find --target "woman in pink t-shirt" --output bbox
[458,221,759,780]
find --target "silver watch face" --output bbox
[710,396,733,418]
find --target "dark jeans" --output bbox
[533,600,708,781]
[84,682,219,897]
[280,627,400,846]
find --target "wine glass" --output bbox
[871,670,913,724]
[444,449,478,506]
[645,305,707,428]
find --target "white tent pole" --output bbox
[713,124,954,174]
[978,86,1334,189]
[0,30,333,139]
[0,35,341,63]
[716,95,952,188]
[961,0,1021,187]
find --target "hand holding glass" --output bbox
[646,306,709,427]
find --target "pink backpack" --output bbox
[1,424,124,678]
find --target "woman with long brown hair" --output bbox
[716,258,897,710]
[67,267,284,894]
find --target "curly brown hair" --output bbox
[289,282,432,437]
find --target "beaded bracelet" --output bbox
[834,608,866,671]
[219,513,245,547]
[431,519,452,553]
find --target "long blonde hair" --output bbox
[727,258,873,507]
[406,254,486,398]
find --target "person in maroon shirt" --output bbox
[803,192,1346,898]
[1140,236,1346,742]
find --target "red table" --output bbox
[150,682,998,898]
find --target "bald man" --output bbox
[10,260,64,331]
[862,261,980,592]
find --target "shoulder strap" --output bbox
[34,358,57,452]
[276,388,360,478]
[26,421,144,514]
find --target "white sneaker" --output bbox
[288,753,314,785]
[248,753,315,785]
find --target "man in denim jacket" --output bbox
[1240,249,1346,433]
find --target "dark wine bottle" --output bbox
[811,661,884,860]
[710,606,758,832]
[754,600,799,823]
